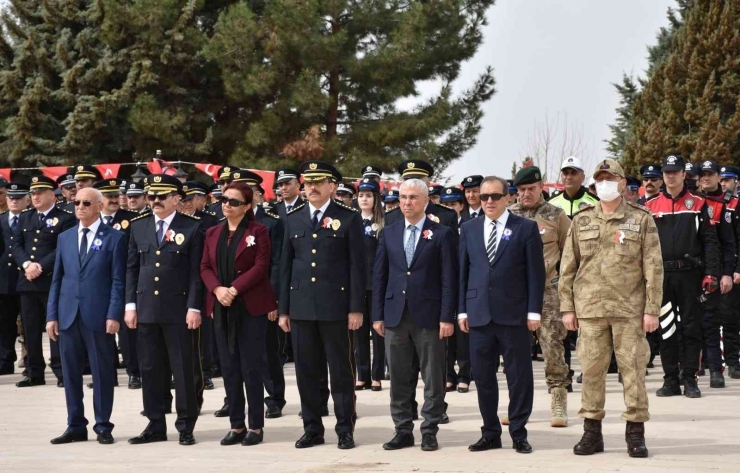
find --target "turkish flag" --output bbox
[95,163,121,179]
[147,160,162,175]
[195,163,220,181]
[0,168,10,182]
[41,166,71,181]
[249,169,276,201]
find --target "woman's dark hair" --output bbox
[355,188,385,237]
[223,181,255,221]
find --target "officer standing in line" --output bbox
[361,165,383,183]
[278,160,366,450]
[12,176,77,387]
[74,164,102,190]
[125,174,204,446]
[428,185,444,205]
[637,165,663,205]
[55,174,77,212]
[560,159,663,458]
[440,187,465,225]
[623,177,641,204]
[510,166,572,427]
[719,165,740,378]
[208,166,237,219]
[335,183,355,207]
[126,181,148,212]
[384,190,400,212]
[274,168,304,219]
[644,155,720,399]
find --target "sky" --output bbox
[437,0,677,183]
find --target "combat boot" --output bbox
[728,366,740,379]
[656,379,681,397]
[550,387,568,427]
[709,370,725,388]
[625,421,648,458]
[683,377,701,398]
[573,418,604,455]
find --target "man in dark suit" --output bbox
[46,187,127,445]
[12,176,77,387]
[0,183,29,375]
[278,161,366,450]
[458,175,546,454]
[125,174,204,446]
[373,178,456,452]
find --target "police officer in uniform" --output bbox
[12,176,76,387]
[208,166,237,219]
[549,157,600,217]
[126,181,148,212]
[278,161,366,450]
[428,185,444,205]
[361,165,383,183]
[182,181,219,230]
[0,183,29,375]
[719,166,740,378]
[384,190,400,212]
[275,168,303,219]
[335,183,355,207]
[74,164,102,190]
[125,174,204,446]
[56,174,77,212]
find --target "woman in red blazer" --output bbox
[200,181,276,447]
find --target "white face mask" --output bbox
[595,180,621,202]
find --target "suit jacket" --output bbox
[361,218,379,291]
[372,218,455,329]
[278,200,366,321]
[47,223,127,332]
[12,206,77,293]
[126,211,204,324]
[386,202,459,234]
[276,196,305,220]
[458,212,546,327]
[461,206,484,223]
[254,206,284,297]
[201,219,276,317]
[102,209,139,237]
[0,211,22,295]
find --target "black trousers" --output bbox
[702,291,723,372]
[446,323,471,384]
[292,319,355,436]
[118,324,140,377]
[659,270,704,382]
[470,322,533,441]
[263,318,286,409]
[355,292,385,382]
[191,326,206,408]
[138,323,199,434]
[214,315,267,430]
[0,295,20,371]
[20,292,62,380]
[200,314,215,378]
[720,284,740,368]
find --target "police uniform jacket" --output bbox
[103,209,139,237]
[278,200,366,320]
[255,206,284,296]
[0,212,22,295]
[11,207,76,293]
[276,196,304,220]
[195,209,220,231]
[126,211,205,324]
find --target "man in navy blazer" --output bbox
[373,178,456,452]
[458,176,545,454]
[46,188,127,445]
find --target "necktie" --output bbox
[10,216,17,231]
[157,220,165,244]
[405,225,417,267]
[486,221,498,265]
[79,228,89,263]
[38,213,45,225]
[104,216,112,226]
[312,209,321,229]
[286,204,293,213]
[471,211,477,219]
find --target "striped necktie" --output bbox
[486,221,498,265]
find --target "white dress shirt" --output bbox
[8,211,21,226]
[101,211,117,224]
[37,205,55,219]
[284,196,300,211]
[308,199,331,224]
[459,209,540,321]
[404,216,425,249]
[468,206,481,219]
[78,219,102,253]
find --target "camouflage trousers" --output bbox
[577,317,650,422]
[536,284,569,389]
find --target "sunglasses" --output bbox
[642,178,661,183]
[146,193,175,202]
[480,193,505,202]
[73,200,96,207]
[220,196,246,207]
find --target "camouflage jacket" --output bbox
[558,198,663,318]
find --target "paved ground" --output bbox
[2,338,740,472]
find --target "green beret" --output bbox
[513,166,542,186]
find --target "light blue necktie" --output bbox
[405,225,417,267]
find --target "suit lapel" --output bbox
[299,204,313,231]
[235,221,252,260]
[147,216,160,249]
[81,224,106,271]
[409,218,432,268]
[491,214,520,267]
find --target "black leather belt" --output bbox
[663,259,695,271]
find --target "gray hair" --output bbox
[481,176,509,194]
[77,187,104,203]
[400,178,429,196]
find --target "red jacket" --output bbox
[201,220,276,317]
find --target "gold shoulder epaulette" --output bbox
[336,201,357,212]
[265,210,279,219]
[61,209,73,214]
[206,211,216,216]
[288,203,305,215]
[22,208,32,213]
[385,206,400,214]
[219,217,226,222]
[178,211,200,220]
[131,211,152,222]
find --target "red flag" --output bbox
[41,166,70,181]
[195,163,220,181]
[95,164,121,180]
[0,168,10,182]
[249,169,276,201]
[147,160,163,175]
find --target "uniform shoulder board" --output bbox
[335,201,357,212]
[22,207,33,213]
[0,210,7,216]
[207,211,217,216]
[385,206,400,214]
[433,202,454,213]
[288,203,306,215]
[571,204,594,216]
[178,211,200,220]
[130,210,152,222]
[61,208,73,214]
[265,210,280,219]
[219,216,226,222]
[626,201,650,213]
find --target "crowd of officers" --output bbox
[0,152,738,454]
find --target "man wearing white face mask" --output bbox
[559,159,664,458]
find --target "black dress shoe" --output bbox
[204,378,215,390]
[243,430,263,446]
[128,431,167,444]
[128,376,142,389]
[440,412,449,424]
[51,430,88,444]
[214,403,230,417]
[57,379,64,388]
[16,377,45,388]
[371,383,383,392]
[421,433,438,451]
[220,430,246,446]
[457,384,469,393]
[445,383,457,392]
[468,436,502,451]
[513,438,533,454]
[337,433,355,450]
[97,431,114,445]
[382,432,414,450]
[295,431,325,449]
[179,431,196,446]
[265,406,282,419]
[355,382,370,391]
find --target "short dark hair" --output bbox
[480,176,508,194]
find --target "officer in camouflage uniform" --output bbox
[559,159,663,458]
[509,166,572,428]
